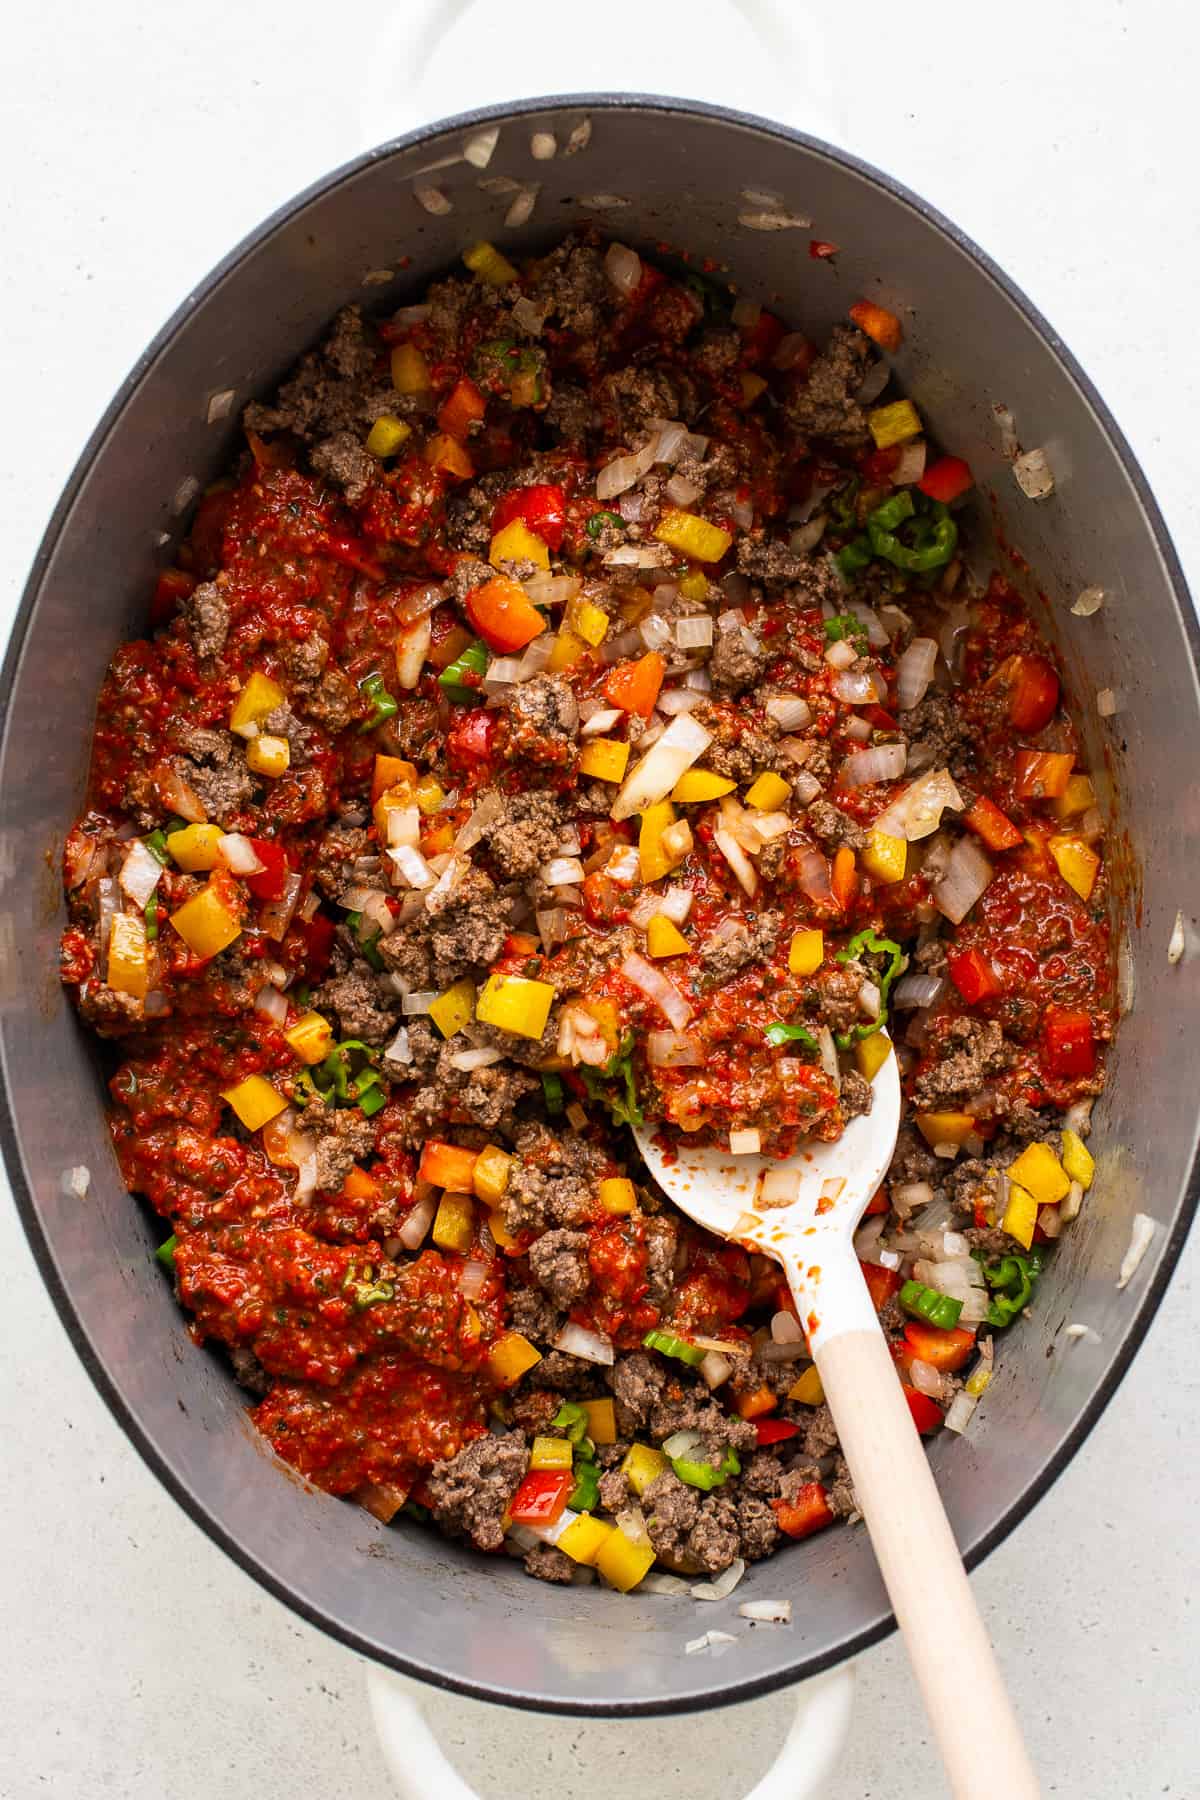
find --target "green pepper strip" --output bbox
[868,496,958,573]
[834,928,904,1048]
[899,1279,964,1330]
[402,1499,430,1522]
[869,489,916,532]
[642,1328,706,1368]
[569,1462,601,1512]
[580,1033,643,1129]
[144,829,171,866]
[671,1447,740,1492]
[834,537,873,579]
[439,638,489,704]
[358,670,399,732]
[552,1401,590,1445]
[143,891,159,943]
[155,1234,177,1270]
[345,910,386,973]
[586,510,624,540]
[541,1071,565,1116]
[827,476,860,532]
[977,1250,1044,1328]
[823,612,869,648]
[764,1020,819,1050]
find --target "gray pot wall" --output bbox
[3,96,1196,1715]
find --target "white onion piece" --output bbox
[453,790,503,852]
[789,516,826,555]
[816,1026,839,1088]
[553,1321,615,1365]
[119,841,163,909]
[457,1259,489,1300]
[393,581,444,623]
[261,869,302,941]
[1117,1213,1156,1290]
[910,1358,944,1398]
[892,972,945,1010]
[1013,446,1055,500]
[253,984,288,1024]
[666,473,702,507]
[832,668,885,705]
[730,1128,761,1155]
[1072,586,1105,618]
[383,1026,412,1066]
[638,613,672,652]
[874,767,964,841]
[605,543,672,568]
[771,1308,803,1344]
[610,713,712,821]
[761,1167,802,1208]
[604,241,642,295]
[853,360,890,405]
[217,832,267,876]
[713,827,758,898]
[606,844,641,886]
[402,990,436,1015]
[657,688,704,716]
[541,856,585,888]
[448,1046,505,1072]
[944,1392,978,1435]
[892,439,927,486]
[647,1030,703,1068]
[895,637,939,712]
[395,615,431,690]
[765,694,812,732]
[892,1181,934,1215]
[597,438,659,501]
[700,1351,733,1389]
[795,847,833,905]
[637,1571,693,1597]
[841,742,907,788]
[651,420,690,466]
[621,952,692,1029]
[398,1194,436,1249]
[580,706,623,738]
[522,573,581,608]
[846,602,889,649]
[675,615,714,650]
[154,762,207,821]
[933,837,993,924]
[824,638,858,670]
[658,884,694,923]
[483,656,523,690]
[738,1599,792,1624]
[843,717,871,744]
[691,1559,746,1602]
[662,1428,703,1458]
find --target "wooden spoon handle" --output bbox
[814,1325,1040,1798]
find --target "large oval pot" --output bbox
[4,96,1196,1715]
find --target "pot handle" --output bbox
[366,1661,856,1800]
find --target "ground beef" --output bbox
[598,1465,629,1512]
[913,1017,1012,1110]
[488,790,566,882]
[377,923,435,991]
[503,1124,603,1231]
[648,1385,758,1457]
[507,1286,562,1345]
[503,676,579,767]
[447,556,493,603]
[887,1124,941,1186]
[805,799,865,851]
[783,324,873,447]
[526,1350,606,1395]
[709,624,770,695]
[380,694,443,765]
[302,664,360,734]
[523,1543,574,1584]
[278,632,329,690]
[607,1351,665,1436]
[739,1451,788,1497]
[903,690,978,780]
[310,430,376,504]
[737,1493,782,1561]
[312,1109,378,1192]
[736,537,828,591]
[425,866,512,984]
[544,382,592,444]
[528,1229,592,1308]
[173,727,256,826]
[643,1215,679,1308]
[425,1434,528,1553]
[180,580,230,660]
[642,1473,739,1575]
[315,965,399,1046]
[802,1404,841,1461]
[690,700,786,784]
[697,912,781,987]
[261,702,313,763]
[840,1069,873,1122]
[826,1456,858,1519]
[243,306,393,447]
[965,1224,1025,1260]
[409,1043,538,1137]
[229,1345,271,1397]
[811,961,865,1033]
[528,240,610,338]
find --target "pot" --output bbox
[3,95,1197,1722]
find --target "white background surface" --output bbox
[3,2,1198,1795]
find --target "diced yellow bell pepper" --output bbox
[1060,1128,1095,1191]
[432,1191,475,1254]
[583,1397,617,1446]
[462,240,519,287]
[1048,834,1100,901]
[677,569,709,602]
[964,1366,992,1399]
[546,628,588,673]
[488,1331,542,1387]
[639,800,680,883]
[671,769,736,803]
[429,978,476,1040]
[579,996,620,1054]
[222,1074,288,1132]
[365,415,412,459]
[413,776,446,816]
[646,915,689,959]
[788,929,824,977]
[856,1030,893,1083]
[530,1435,574,1471]
[489,518,550,571]
[572,599,610,647]
[246,734,290,778]
[861,828,908,885]
[476,973,555,1040]
[390,343,430,394]
[170,882,242,959]
[557,1513,615,1567]
[166,822,225,872]
[107,912,149,999]
[1001,1180,1039,1251]
[473,1144,513,1205]
[744,771,792,812]
[787,1365,825,1406]
[1053,773,1096,820]
[285,1010,334,1066]
[488,1207,518,1250]
[599,1177,637,1216]
[740,371,768,404]
[229,670,285,737]
[596,1526,657,1593]
[653,509,733,564]
[620,1442,668,1497]
[1008,1141,1071,1207]
[867,399,922,449]
[915,1111,977,1148]
[579,739,630,783]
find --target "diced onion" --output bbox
[824,639,858,670]
[398,1194,436,1249]
[700,1351,733,1389]
[1096,687,1122,718]
[483,656,524,690]
[789,516,826,555]
[874,767,964,841]
[651,420,690,466]
[1013,446,1055,500]
[153,762,207,823]
[218,832,267,876]
[1117,1213,1156,1290]
[395,616,431,690]
[620,952,692,1029]
[390,844,434,889]
[604,241,642,295]
[854,361,890,405]
[448,1046,505,1072]
[541,856,585,888]
[454,790,504,852]
[841,742,907,788]
[995,403,1019,457]
[522,573,582,608]
[765,695,812,731]
[553,1321,615,1365]
[833,668,886,706]
[771,1308,803,1343]
[638,1572,693,1597]
[261,870,302,941]
[647,1030,703,1067]
[843,717,871,743]
[610,713,712,821]
[933,836,993,924]
[657,687,704,715]
[383,1026,412,1066]
[254,984,288,1024]
[581,706,623,737]
[675,616,714,650]
[910,1358,944,1398]
[536,907,570,952]
[597,439,659,501]
[457,1259,489,1299]
[892,972,945,1010]
[893,439,927,486]
[605,543,672,568]
[713,827,759,898]
[761,1167,802,1208]
[895,637,939,712]
[402,990,436,1015]
[691,1559,746,1602]
[663,1429,703,1458]
[394,581,445,623]
[119,841,163,909]
[944,1391,978,1435]
[666,473,702,507]
[657,884,694,923]
[1072,587,1105,617]
[638,613,672,652]
[738,1599,792,1623]
[730,1128,762,1155]
[795,846,833,905]
[847,602,890,649]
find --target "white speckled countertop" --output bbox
[3,3,1197,1795]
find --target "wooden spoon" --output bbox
[634,1051,1039,1798]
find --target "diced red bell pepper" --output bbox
[946,947,1003,1005]
[244,838,289,901]
[903,1387,944,1434]
[437,376,487,442]
[604,652,665,717]
[319,532,387,584]
[965,795,1023,852]
[1042,1006,1096,1079]
[491,483,567,553]
[864,1186,890,1217]
[446,708,499,772]
[848,300,903,353]
[861,445,901,485]
[895,1321,976,1374]
[859,1260,902,1313]
[864,703,899,733]
[755,1419,801,1447]
[466,575,545,654]
[743,309,786,363]
[809,239,839,260]
[995,653,1060,733]
[772,1483,835,1539]
[300,912,335,982]
[1014,750,1074,801]
[508,1469,574,1527]
[918,456,974,504]
[151,567,196,627]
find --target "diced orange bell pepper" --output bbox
[419,1140,479,1191]
[1014,750,1074,800]
[992,653,1060,733]
[604,651,665,717]
[735,1384,778,1421]
[965,795,1023,852]
[848,300,903,352]
[342,1165,381,1201]
[772,1483,836,1539]
[915,1112,976,1148]
[895,1321,975,1374]
[860,1259,901,1312]
[488,1331,541,1387]
[437,376,486,442]
[466,576,545,654]
[831,845,858,910]
[425,434,474,481]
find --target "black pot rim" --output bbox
[4,91,1198,1718]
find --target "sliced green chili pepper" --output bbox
[439,638,489,703]
[357,1082,387,1118]
[868,497,958,573]
[343,1263,394,1310]
[586,510,624,540]
[155,1234,177,1270]
[345,910,386,972]
[642,1328,706,1367]
[977,1250,1045,1328]
[144,829,171,866]
[900,1279,964,1330]
[552,1401,590,1445]
[541,1070,565,1116]
[827,477,860,532]
[143,891,159,942]
[671,1447,740,1492]
[868,489,916,533]
[834,928,904,1048]
[823,612,870,647]
[764,1020,819,1050]
[835,536,874,579]
[357,669,398,732]
[568,1461,602,1512]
